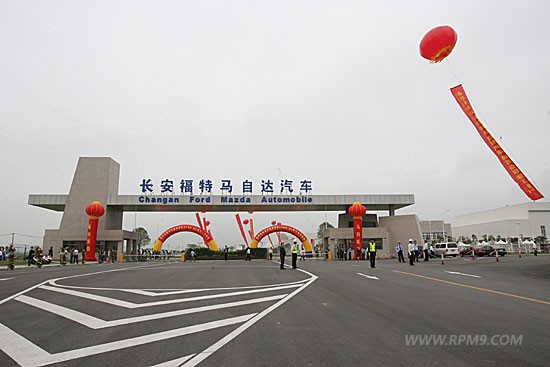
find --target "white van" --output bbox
[433,242,459,257]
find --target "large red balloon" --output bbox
[419,25,458,63]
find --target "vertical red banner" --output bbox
[85,218,99,261]
[348,202,367,260]
[353,218,363,259]
[450,84,543,201]
[85,201,105,261]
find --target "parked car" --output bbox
[461,245,506,257]
[433,242,460,257]
[460,246,474,257]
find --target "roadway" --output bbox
[0,255,548,366]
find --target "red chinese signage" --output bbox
[451,84,543,201]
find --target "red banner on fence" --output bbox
[450,84,543,201]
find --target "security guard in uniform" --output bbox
[368,239,377,268]
[291,239,298,269]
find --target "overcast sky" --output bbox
[1,0,549,247]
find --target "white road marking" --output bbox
[1,263,319,366]
[16,293,287,329]
[445,271,481,278]
[0,280,49,306]
[49,277,308,296]
[149,354,195,367]
[182,267,318,367]
[357,272,379,280]
[0,277,14,281]
[0,313,256,367]
[39,282,302,308]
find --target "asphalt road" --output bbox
[0,255,549,366]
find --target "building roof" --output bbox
[28,194,415,213]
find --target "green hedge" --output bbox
[184,247,267,260]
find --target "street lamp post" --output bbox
[516,221,522,258]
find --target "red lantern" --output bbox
[86,201,105,218]
[419,25,458,63]
[348,202,367,218]
[271,221,277,225]
[243,219,249,225]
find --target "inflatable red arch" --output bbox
[153,224,218,252]
[250,224,312,254]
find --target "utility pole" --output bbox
[11,232,14,246]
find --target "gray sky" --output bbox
[1,0,549,247]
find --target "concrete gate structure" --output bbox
[29,157,424,259]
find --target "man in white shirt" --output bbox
[423,241,429,261]
[396,241,405,263]
[408,239,415,266]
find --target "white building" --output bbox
[419,220,452,241]
[453,202,550,241]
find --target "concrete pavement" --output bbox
[0,256,548,366]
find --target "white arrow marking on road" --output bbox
[0,278,14,281]
[357,273,379,280]
[445,271,481,278]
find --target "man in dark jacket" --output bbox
[279,243,286,270]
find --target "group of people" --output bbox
[278,239,302,269]
[395,239,434,266]
[26,246,54,268]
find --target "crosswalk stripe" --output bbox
[149,354,196,367]
[16,293,287,329]
[39,283,301,308]
[0,313,256,367]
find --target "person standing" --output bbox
[368,239,377,268]
[190,249,196,262]
[423,240,429,261]
[7,245,16,270]
[73,248,79,265]
[34,247,43,268]
[300,246,305,261]
[408,239,415,266]
[279,243,286,270]
[48,246,53,257]
[396,241,405,263]
[224,245,229,261]
[533,241,538,256]
[268,247,273,261]
[291,239,298,269]
[245,246,251,261]
[27,246,35,266]
[61,248,68,266]
[413,240,419,262]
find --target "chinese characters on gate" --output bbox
[139,178,313,195]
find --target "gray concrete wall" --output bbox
[43,157,135,257]
[379,214,423,257]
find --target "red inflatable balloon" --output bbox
[419,25,458,63]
